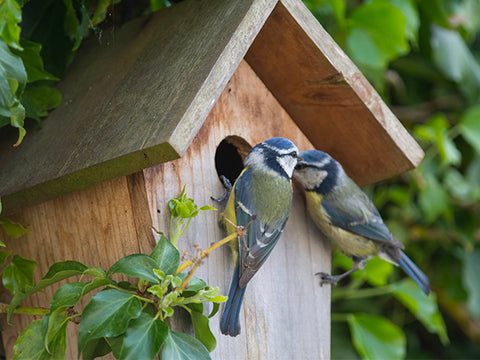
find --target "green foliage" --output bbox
[305,0,480,358]
[6,189,222,360]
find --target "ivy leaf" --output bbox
[108,254,160,284]
[0,218,30,238]
[362,256,393,287]
[8,260,88,322]
[0,0,22,50]
[418,171,450,223]
[176,273,207,292]
[150,235,180,275]
[3,254,37,295]
[347,0,409,70]
[119,313,169,360]
[21,84,62,120]
[188,304,216,352]
[162,330,211,360]
[462,248,480,318]
[348,313,406,360]
[431,25,480,103]
[17,39,59,82]
[0,250,12,266]
[50,277,110,312]
[391,279,448,344]
[82,337,112,360]
[12,319,54,359]
[43,308,68,356]
[78,288,142,356]
[460,105,480,154]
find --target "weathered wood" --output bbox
[0,0,278,214]
[0,174,155,359]
[245,0,424,186]
[143,60,331,359]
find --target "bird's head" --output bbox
[244,137,300,179]
[294,150,341,194]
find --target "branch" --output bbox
[0,302,49,317]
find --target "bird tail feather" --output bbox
[396,249,430,295]
[220,265,246,336]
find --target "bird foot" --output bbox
[315,272,340,287]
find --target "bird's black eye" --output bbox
[290,151,298,158]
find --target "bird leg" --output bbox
[211,175,233,202]
[316,258,367,287]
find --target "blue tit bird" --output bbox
[219,137,300,336]
[293,150,430,295]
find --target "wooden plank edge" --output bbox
[278,0,424,168]
[169,0,279,155]
[1,143,179,216]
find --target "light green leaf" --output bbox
[0,0,22,50]
[119,313,168,360]
[431,25,480,102]
[78,288,142,355]
[162,330,211,360]
[3,254,37,295]
[444,168,478,201]
[8,260,88,322]
[347,0,409,69]
[12,319,53,359]
[108,254,161,283]
[462,248,480,318]
[389,0,419,44]
[418,172,450,223]
[0,249,12,266]
[150,235,180,275]
[44,308,68,356]
[460,105,480,154]
[0,218,30,238]
[391,279,448,344]
[363,257,393,287]
[348,313,405,360]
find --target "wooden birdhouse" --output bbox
[0,0,423,358]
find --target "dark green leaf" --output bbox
[91,0,113,26]
[162,330,211,360]
[17,39,59,82]
[391,279,448,344]
[348,313,405,360]
[0,0,22,50]
[189,306,216,352]
[83,266,108,278]
[12,319,53,359]
[119,313,168,360]
[22,84,62,120]
[82,337,112,360]
[8,260,88,322]
[150,235,180,275]
[208,302,220,318]
[78,288,142,355]
[108,254,160,283]
[0,218,30,238]
[3,254,36,295]
[462,248,480,318]
[50,277,110,312]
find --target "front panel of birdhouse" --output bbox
[143,60,331,359]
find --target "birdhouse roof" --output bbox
[0,0,423,213]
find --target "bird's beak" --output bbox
[297,156,304,162]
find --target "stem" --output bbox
[176,264,199,292]
[174,232,238,275]
[0,303,49,316]
[331,285,393,301]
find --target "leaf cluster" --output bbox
[305,0,480,358]
[6,189,224,360]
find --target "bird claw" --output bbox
[315,272,339,287]
[211,176,233,202]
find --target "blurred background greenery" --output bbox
[1,0,480,358]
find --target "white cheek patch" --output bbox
[296,168,328,189]
[277,155,297,178]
